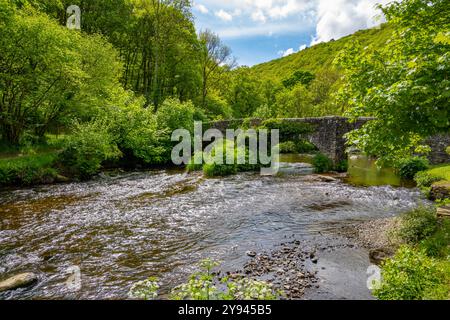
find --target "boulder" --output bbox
[0,273,38,292]
[369,249,392,266]
[55,174,70,183]
[316,175,339,183]
[437,206,450,218]
[430,182,450,201]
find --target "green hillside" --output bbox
[250,24,394,81]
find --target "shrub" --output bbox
[191,139,262,177]
[414,172,444,189]
[312,153,333,173]
[373,246,449,300]
[129,259,282,300]
[203,162,238,177]
[278,140,317,154]
[419,219,450,258]
[260,119,313,142]
[59,121,121,179]
[397,157,429,180]
[278,141,297,154]
[335,160,349,173]
[186,152,204,172]
[0,153,58,186]
[446,146,450,155]
[156,98,197,133]
[397,207,438,245]
[111,103,169,165]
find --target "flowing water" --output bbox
[0,157,424,300]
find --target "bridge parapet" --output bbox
[209,117,450,165]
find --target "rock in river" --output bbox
[0,273,38,292]
[369,249,391,266]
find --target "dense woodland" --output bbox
[0,0,449,179]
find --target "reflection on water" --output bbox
[346,155,413,187]
[0,166,423,300]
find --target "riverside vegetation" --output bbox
[0,0,449,300]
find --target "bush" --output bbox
[415,172,444,189]
[397,157,429,180]
[278,140,317,154]
[373,246,449,300]
[110,102,169,165]
[397,207,438,245]
[129,259,282,300]
[60,121,121,179]
[419,219,450,258]
[157,98,197,133]
[278,141,297,154]
[335,160,349,173]
[0,153,58,186]
[312,153,333,173]
[260,119,313,142]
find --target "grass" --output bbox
[0,152,60,186]
[0,135,67,186]
[426,164,450,183]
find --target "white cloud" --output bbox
[278,43,307,57]
[251,11,267,23]
[215,9,233,22]
[195,4,209,14]
[312,0,391,45]
[278,48,295,57]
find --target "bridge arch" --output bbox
[209,117,450,165]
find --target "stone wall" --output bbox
[209,118,450,165]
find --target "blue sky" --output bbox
[192,0,390,66]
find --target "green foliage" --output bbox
[0,153,58,186]
[129,258,281,301]
[419,219,450,258]
[415,172,444,189]
[203,93,233,120]
[338,0,450,164]
[312,153,333,174]
[278,140,317,154]
[397,207,438,245]
[170,259,280,300]
[156,99,197,133]
[260,119,313,142]
[0,5,124,144]
[334,160,349,173]
[374,246,449,300]
[59,121,121,179]
[202,140,238,177]
[111,101,169,165]
[128,277,160,300]
[426,164,450,183]
[397,157,429,180]
[282,70,315,89]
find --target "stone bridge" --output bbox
[210,117,450,165]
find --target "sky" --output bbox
[192,0,392,66]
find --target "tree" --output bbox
[0,6,123,144]
[282,70,315,89]
[337,0,450,164]
[198,29,236,109]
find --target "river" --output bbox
[0,156,424,300]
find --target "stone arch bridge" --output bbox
[210,117,450,165]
